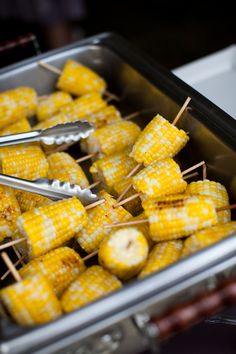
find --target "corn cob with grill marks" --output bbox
[16,190,51,212]
[37,91,72,121]
[112,177,142,215]
[0,118,31,136]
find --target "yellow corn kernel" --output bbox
[0,274,62,326]
[37,91,72,121]
[81,121,141,157]
[0,118,31,136]
[57,59,106,96]
[47,152,89,189]
[133,158,187,199]
[61,266,121,313]
[83,105,121,128]
[0,186,21,242]
[17,197,87,259]
[16,190,51,212]
[186,180,230,224]
[0,87,37,129]
[112,177,142,215]
[90,150,137,190]
[76,191,132,253]
[145,195,218,241]
[139,240,183,278]
[130,114,189,166]
[19,247,86,296]
[34,92,107,130]
[182,222,236,257]
[0,145,48,180]
[99,228,148,280]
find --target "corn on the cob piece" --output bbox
[186,180,230,224]
[81,121,141,157]
[133,158,187,199]
[57,59,106,96]
[99,228,148,280]
[182,222,236,257]
[0,87,37,129]
[83,105,121,128]
[130,114,189,166]
[47,152,89,189]
[61,265,121,313]
[76,191,132,253]
[139,240,183,278]
[37,91,72,121]
[0,186,21,242]
[17,197,87,259]
[0,145,48,180]
[0,118,31,136]
[90,150,137,191]
[34,92,107,130]
[16,190,51,212]
[144,195,218,241]
[19,247,86,296]
[0,274,62,325]
[131,212,153,247]
[112,177,142,215]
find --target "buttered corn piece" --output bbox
[182,222,236,257]
[0,274,62,326]
[113,177,142,215]
[144,195,218,241]
[37,91,72,121]
[133,158,187,199]
[61,266,121,313]
[90,150,137,190]
[83,105,121,128]
[47,152,89,189]
[0,118,31,136]
[81,121,141,157]
[35,92,107,130]
[186,180,230,224]
[139,240,183,278]
[0,87,37,129]
[19,247,86,296]
[57,59,106,96]
[99,228,148,280]
[17,197,87,259]
[130,114,189,166]
[76,191,132,253]
[0,145,48,180]
[0,186,21,242]
[16,190,51,212]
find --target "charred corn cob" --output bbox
[0,87,37,129]
[83,105,121,128]
[16,191,51,212]
[133,158,187,199]
[0,186,21,242]
[182,222,236,257]
[144,195,218,241]
[186,180,230,224]
[0,145,48,180]
[19,247,86,296]
[113,177,142,215]
[139,240,183,278]
[99,228,148,280]
[81,121,141,157]
[57,59,106,96]
[0,118,31,136]
[47,152,89,189]
[76,191,132,253]
[130,114,189,166]
[61,266,121,313]
[0,274,62,325]
[17,197,87,259]
[37,91,72,121]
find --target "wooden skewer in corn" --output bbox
[1,256,25,281]
[1,252,22,282]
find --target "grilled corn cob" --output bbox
[57,59,106,96]
[47,152,89,189]
[182,222,236,257]
[0,274,62,325]
[16,191,51,212]
[139,240,183,278]
[17,197,87,259]
[99,228,148,280]
[76,191,132,253]
[133,158,187,199]
[112,177,142,215]
[0,87,37,129]
[19,247,86,296]
[83,105,121,128]
[0,118,31,136]
[186,180,230,224]
[130,114,189,166]
[37,91,72,121]
[61,266,121,313]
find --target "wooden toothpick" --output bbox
[12,246,25,266]
[1,252,22,282]
[126,163,143,179]
[76,153,98,164]
[85,199,105,210]
[181,161,205,176]
[0,238,26,251]
[87,181,101,189]
[105,219,149,229]
[216,204,236,212]
[1,256,25,281]
[172,97,191,126]
[115,183,133,204]
[82,250,98,262]
[114,192,142,208]
[183,171,199,180]
[202,162,207,180]
[38,61,62,75]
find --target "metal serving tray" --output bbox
[0,33,236,354]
